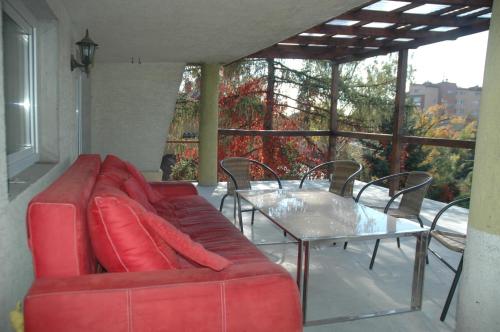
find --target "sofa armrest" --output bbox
[25,263,302,332]
[150,181,198,198]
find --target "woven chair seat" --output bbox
[431,230,466,253]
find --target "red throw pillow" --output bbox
[125,162,162,203]
[142,212,231,271]
[88,195,179,272]
[122,177,157,213]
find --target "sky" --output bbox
[409,31,489,88]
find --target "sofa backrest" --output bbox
[27,154,101,278]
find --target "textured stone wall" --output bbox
[0,0,89,330]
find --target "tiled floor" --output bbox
[196,180,468,332]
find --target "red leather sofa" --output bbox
[24,155,302,331]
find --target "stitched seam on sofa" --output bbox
[28,202,80,276]
[123,203,176,269]
[95,197,129,272]
[127,289,132,332]
[221,281,227,332]
[25,273,289,298]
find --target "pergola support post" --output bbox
[198,63,221,186]
[263,58,275,165]
[328,62,340,161]
[390,49,408,195]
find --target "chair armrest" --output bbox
[25,263,302,332]
[150,181,198,198]
[430,197,470,231]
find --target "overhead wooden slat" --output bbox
[306,25,461,40]
[403,0,491,6]
[250,45,355,61]
[339,9,485,27]
[243,0,492,63]
[335,19,490,63]
[283,35,385,48]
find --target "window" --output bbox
[3,1,37,177]
[412,96,422,107]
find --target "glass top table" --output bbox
[236,189,429,326]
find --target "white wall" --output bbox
[0,0,87,329]
[90,62,184,171]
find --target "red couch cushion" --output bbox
[122,177,157,213]
[143,212,231,271]
[27,154,101,278]
[125,161,162,203]
[88,195,179,272]
[101,154,127,172]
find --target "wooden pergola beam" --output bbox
[249,45,356,60]
[332,19,489,63]
[306,25,460,39]
[389,49,408,194]
[283,36,385,48]
[263,58,275,165]
[339,9,487,27]
[328,63,340,161]
[251,18,489,61]
[402,0,491,6]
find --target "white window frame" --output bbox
[3,0,38,178]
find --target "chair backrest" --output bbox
[220,157,282,194]
[220,157,252,193]
[299,160,362,197]
[399,172,433,215]
[328,161,363,196]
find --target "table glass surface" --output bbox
[237,189,428,241]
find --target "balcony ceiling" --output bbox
[63,0,366,64]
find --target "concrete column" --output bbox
[456,2,500,331]
[198,64,221,186]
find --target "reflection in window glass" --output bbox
[3,5,37,177]
[3,12,32,154]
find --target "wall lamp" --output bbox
[71,29,98,74]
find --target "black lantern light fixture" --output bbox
[71,29,98,74]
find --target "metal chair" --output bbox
[428,197,468,322]
[353,171,433,269]
[219,157,282,232]
[299,160,363,197]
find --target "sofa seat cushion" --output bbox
[88,195,180,272]
[190,234,267,264]
[154,196,217,219]
[177,213,268,265]
[162,195,213,209]
[143,213,231,271]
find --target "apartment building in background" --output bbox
[408,81,482,119]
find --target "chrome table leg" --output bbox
[411,231,429,310]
